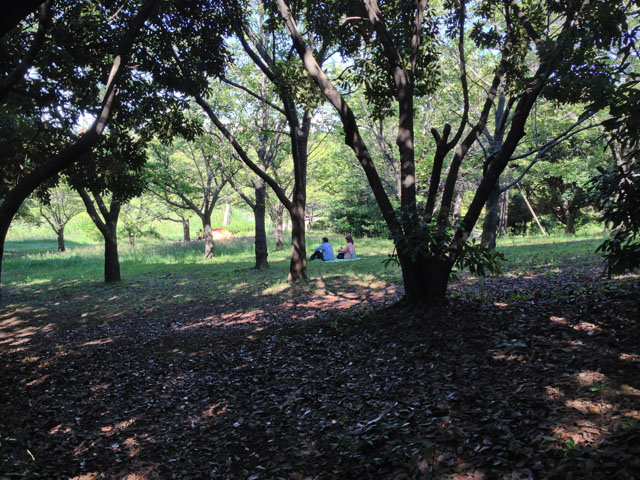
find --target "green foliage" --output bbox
[493,331,527,348]
[384,207,504,277]
[590,381,613,393]
[455,238,505,277]
[326,183,389,237]
[589,159,640,275]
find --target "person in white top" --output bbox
[337,235,357,259]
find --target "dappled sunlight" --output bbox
[26,373,52,386]
[564,398,616,415]
[572,370,609,388]
[572,322,603,334]
[80,338,113,347]
[545,386,565,400]
[621,385,640,397]
[176,309,269,330]
[186,402,228,427]
[229,283,250,294]
[100,418,137,436]
[0,315,27,328]
[618,353,640,362]
[90,383,110,393]
[549,315,568,325]
[49,424,73,435]
[551,419,609,447]
[262,282,290,295]
[2,235,637,478]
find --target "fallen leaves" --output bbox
[1,259,639,478]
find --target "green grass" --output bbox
[1,232,398,321]
[1,229,610,326]
[495,233,605,274]
[6,206,257,244]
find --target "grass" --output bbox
[1,232,401,323]
[496,233,606,273]
[1,227,610,324]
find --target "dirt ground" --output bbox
[1,261,639,479]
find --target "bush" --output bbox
[589,159,640,275]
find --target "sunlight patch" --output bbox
[621,385,640,397]
[572,322,602,334]
[549,316,567,325]
[123,436,141,457]
[100,418,137,436]
[0,316,25,328]
[69,473,99,480]
[545,386,565,400]
[564,398,615,415]
[186,402,228,427]
[620,353,640,362]
[27,374,51,386]
[49,423,72,435]
[80,338,113,347]
[262,283,290,295]
[572,370,608,387]
[90,383,110,392]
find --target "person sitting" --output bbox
[337,235,357,259]
[310,237,334,261]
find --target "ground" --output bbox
[1,257,639,479]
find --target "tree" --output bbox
[0,0,235,292]
[119,198,160,247]
[218,58,289,270]
[275,0,637,309]
[152,200,194,244]
[590,151,639,275]
[67,129,146,282]
[0,1,48,39]
[171,1,331,281]
[148,133,236,259]
[0,0,159,289]
[589,23,640,275]
[38,184,84,252]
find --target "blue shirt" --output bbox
[315,241,334,261]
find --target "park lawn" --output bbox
[1,233,639,479]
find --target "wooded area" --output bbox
[1,0,639,478]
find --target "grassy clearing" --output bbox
[1,234,400,324]
[496,233,606,274]
[1,231,609,324]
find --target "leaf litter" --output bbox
[1,256,639,479]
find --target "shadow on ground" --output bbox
[1,262,639,479]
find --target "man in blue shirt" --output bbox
[310,237,334,261]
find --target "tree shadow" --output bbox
[1,251,638,478]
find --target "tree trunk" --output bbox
[481,181,501,250]
[564,199,576,235]
[498,188,509,236]
[518,185,547,235]
[399,254,452,309]
[254,181,269,270]
[128,231,135,247]
[104,228,120,283]
[453,184,464,220]
[274,204,285,251]
[223,201,232,226]
[287,199,307,281]
[203,220,215,258]
[57,229,65,252]
[182,218,190,243]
